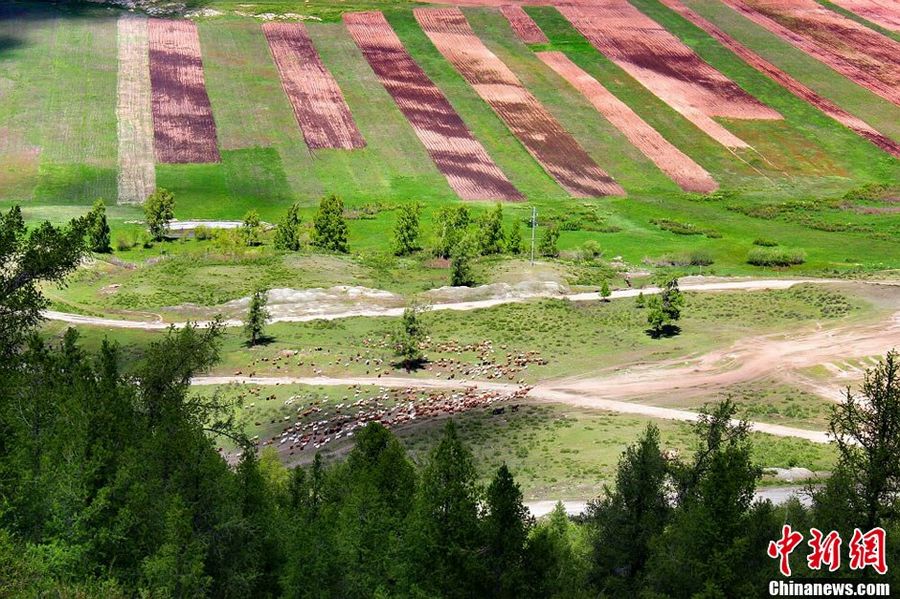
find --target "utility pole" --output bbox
[530,206,537,266]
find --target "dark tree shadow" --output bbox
[393,357,427,373]
[645,324,681,339]
[245,334,275,348]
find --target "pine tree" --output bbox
[600,279,611,302]
[478,203,505,256]
[451,233,478,287]
[538,223,560,257]
[392,203,421,256]
[506,222,523,255]
[274,202,302,251]
[87,199,111,253]
[646,277,684,337]
[312,194,349,253]
[245,289,269,346]
[145,188,175,241]
[484,464,532,598]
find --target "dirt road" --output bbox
[44,278,839,329]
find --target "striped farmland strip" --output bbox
[537,51,717,192]
[116,14,156,203]
[500,5,549,44]
[559,1,781,149]
[720,0,900,106]
[263,22,365,150]
[343,11,521,200]
[658,0,900,158]
[414,7,623,197]
[148,19,220,163]
[831,0,900,32]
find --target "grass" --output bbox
[41,285,874,384]
[198,382,837,499]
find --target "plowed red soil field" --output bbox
[148,18,220,163]
[500,5,549,44]
[559,2,781,150]
[414,7,623,198]
[263,22,365,150]
[721,0,900,106]
[832,0,900,31]
[344,11,521,201]
[537,51,717,192]
[659,0,900,158]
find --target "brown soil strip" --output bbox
[831,0,900,32]
[343,11,521,200]
[659,0,900,158]
[499,5,549,44]
[414,7,623,197]
[148,18,220,163]
[117,15,156,203]
[720,0,900,106]
[263,22,365,150]
[538,51,717,192]
[559,1,781,150]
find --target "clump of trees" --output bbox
[312,194,349,253]
[87,199,111,253]
[145,188,175,241]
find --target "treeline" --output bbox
[2,208,900,597]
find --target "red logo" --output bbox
[769,526,888,576]
[768,525,804,576]
[807,528,841,572]
[849,527,888,575]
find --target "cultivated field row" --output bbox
[721,0,900,106]
[537,51,718,193]
[344,11,522,201]
[116,14,156,203]
[831,0,900,32]
[499,5,549,44]
[148,19,220,163]
[658,0,900,158]
[415,7,624,197]
[263,22,366,150]
[559,1,782,150]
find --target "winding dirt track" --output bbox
[190,306,900,444]
[42,278,839,329]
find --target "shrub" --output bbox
[752,238,778,247]
[538,224,560,258]
[747,247,806,267]
[194,225,213,241]
[579,240,602,262]
[654,249,713,267]
[241,210,262,247]
[650,218,719,238]
[144,188,175,241]
[115,233,134,252]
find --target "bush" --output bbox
[747,247,806,267]
[115,233,134,252]
[579,240,602,262]
[752,238,778,247]
[654,249,713,267]
[194,225,213,241]
[538,224,560,258]
[650,218,719,238]
[144,188,175,241]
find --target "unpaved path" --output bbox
[190,308,900,444]
[43,278,841,329]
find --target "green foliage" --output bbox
[87,199,111,253]
[588,425,670,595]
[241,210,263,247]
[814,351,900,531]
[392,202,421,256]
[650,218,720,238]
[274,202,303,251]
[145,188,176,241]
[393,305,428,369]
[194,224,215,241]
[599,279,611,301]
[538,223,560,258]
[478,203,506,256]
[747,247,807,267]
[646,277,684,337]
[434,205,471,259]
[312,194,349,254]
[635,291,645,308]
[0,205,87,355]
[506,221,524,255]
[451,233,478,287]
[245,289,269,346]
[752,238,778,247]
